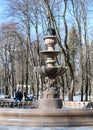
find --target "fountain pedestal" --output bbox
[39,87,62,109]
[39,98,62,109]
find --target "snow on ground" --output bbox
[64,95,92,101]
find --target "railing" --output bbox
[0,100,39,109]
[63,101,88,108]
[0,100,89,109]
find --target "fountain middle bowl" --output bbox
[35,66,67,79]
[40,50,62,57]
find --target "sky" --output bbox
[0,0,9,24]
[0,0,93,42]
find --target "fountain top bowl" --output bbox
[43,35,58,46]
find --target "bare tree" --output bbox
[0,23,19,96]
[43,0,75,100]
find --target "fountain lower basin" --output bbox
[0,108,93,127]
[35,66,67,78]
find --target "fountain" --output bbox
[35,32,67,109]
[0,25,93,129]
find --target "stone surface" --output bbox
[0,108,92,127]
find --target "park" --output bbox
[0,0,93,129]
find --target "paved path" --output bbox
[0,126,93,130]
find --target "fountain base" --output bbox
[0,108,93,127]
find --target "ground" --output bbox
[0,126,93,130]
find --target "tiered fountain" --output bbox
[35,29,67,109]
